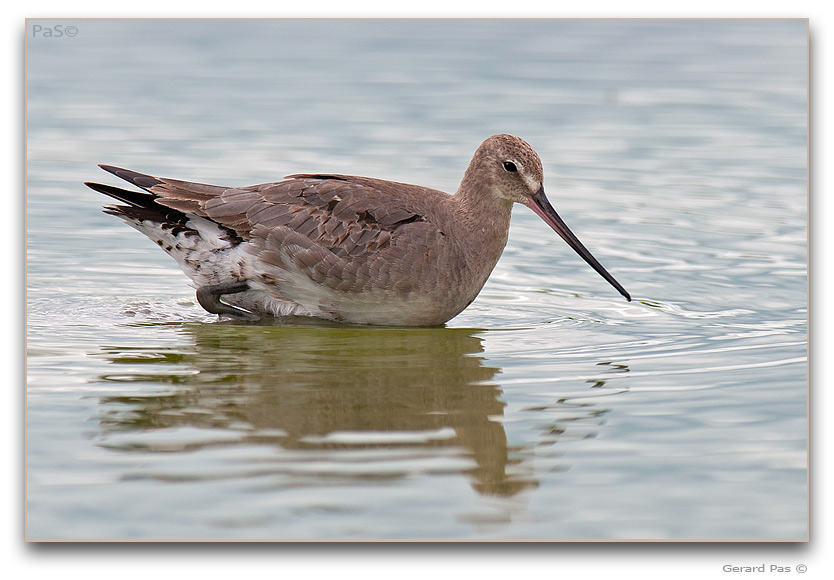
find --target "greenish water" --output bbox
[26,19,807,540]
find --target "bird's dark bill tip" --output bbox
[528,188,631,303]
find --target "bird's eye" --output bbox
[503,161,517,172]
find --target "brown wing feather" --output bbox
[102,167,454,295]
[231,176,434,258]
[240,176,449,294]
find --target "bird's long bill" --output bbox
[528,188,631,302]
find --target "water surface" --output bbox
[26,19,807,540]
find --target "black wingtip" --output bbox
[85,180,120,197]
[97,164,163,190]
[85,180,159,208]
[98,164,130,179]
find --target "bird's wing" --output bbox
[94,167,450,294]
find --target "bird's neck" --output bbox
[452,178,514,280]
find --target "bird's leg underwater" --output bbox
[196,281,258,321]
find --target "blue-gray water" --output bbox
[26,19,807,540]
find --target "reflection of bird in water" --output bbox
[97,323,539,496]
[86,135,629,326]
